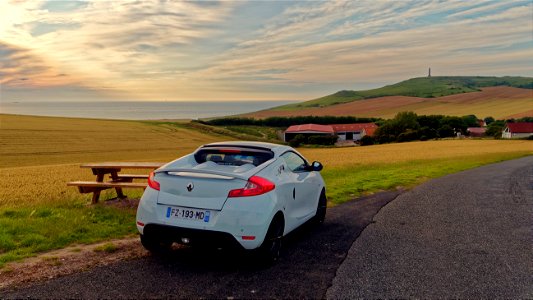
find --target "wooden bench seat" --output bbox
[112,174,149,179]
[68,181,148,189]
[69,162,164,204]
[67,181,148,202]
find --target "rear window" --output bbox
[194,147,274,167]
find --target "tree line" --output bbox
[372,112,532,144]
[198,113,532,146]
[199,116,379,127]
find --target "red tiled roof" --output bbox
[331,123,377,132]
[467,127,487,134]
[285,124,334,133]
[506,122,533,133]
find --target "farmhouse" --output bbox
[332,123,378,141]
[284,123,377,142]
[284,124,334,142]
[501,122,533,139]
[467,127,486,137]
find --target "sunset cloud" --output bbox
[1,0,531,101]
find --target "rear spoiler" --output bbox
[155,158,276,180]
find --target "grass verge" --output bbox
[322,152,531,205]
[0,202,136,268]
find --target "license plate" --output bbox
[166,206,211,223]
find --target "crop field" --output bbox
[0,114,223,266]
[0,114,224,168]
[247,87,533,119]
[0,114,532,267]
[265,76,533,110]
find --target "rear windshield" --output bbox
[194,147,274,167]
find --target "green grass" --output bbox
[0,202,136,267]
[223,125,282,141]
[273,76,533,110]
[322,152,530,205]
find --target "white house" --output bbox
[502,122,533,139]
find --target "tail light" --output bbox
[228,176,275,197]
[148,171,160,191]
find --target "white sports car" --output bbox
[136,141,326,261]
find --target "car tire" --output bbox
[313,190,327,225]
[258,216,284,263]
[140,234,172,253]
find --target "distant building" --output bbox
[501,122,533,139]
[284,123,377,142]
[331,123,378,142]
[284,124,334,142]
[467,127,486,137]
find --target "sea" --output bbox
[0,100,297,120]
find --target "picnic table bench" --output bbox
[67,162,165,204]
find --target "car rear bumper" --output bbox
[142,223,245,250]
[136,187,281,250]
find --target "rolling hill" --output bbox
[247,76,533,119]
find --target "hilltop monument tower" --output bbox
[428,67,431,77]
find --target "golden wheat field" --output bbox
[0,114,223,207]
[299,139,533,169]
[0,114,223,168]
[1,114,532,208]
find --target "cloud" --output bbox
[190,0,533,96]
[0,42,71,87]
[0,0,531,101]
[0,0,237,99]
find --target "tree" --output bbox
[417,115,443,129]
[307,135,338,145]
[440,116,467,134]
[374,111,419,142]
[359,135,375,146]
[392,111,420,134]
[438,125,455,138]
[484,116,495,125]
[461,115,479,127]
[288,134,306,147]
[418,126,437,140]
[485,121,505,138]
[517,116,533,122]
[397,130,419,142]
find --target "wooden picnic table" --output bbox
[68,162,165,204]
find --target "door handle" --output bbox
[293,188,295,199]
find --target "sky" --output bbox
[1,0,532,102]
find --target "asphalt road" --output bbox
[328,155,533,298]
[3,156,532,298]
[1,191,400,299]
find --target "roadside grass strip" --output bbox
[0,203,136,268]
[322,152,531,205]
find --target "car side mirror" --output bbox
[311,161,323,172]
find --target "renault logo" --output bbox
[186,182,194,192]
